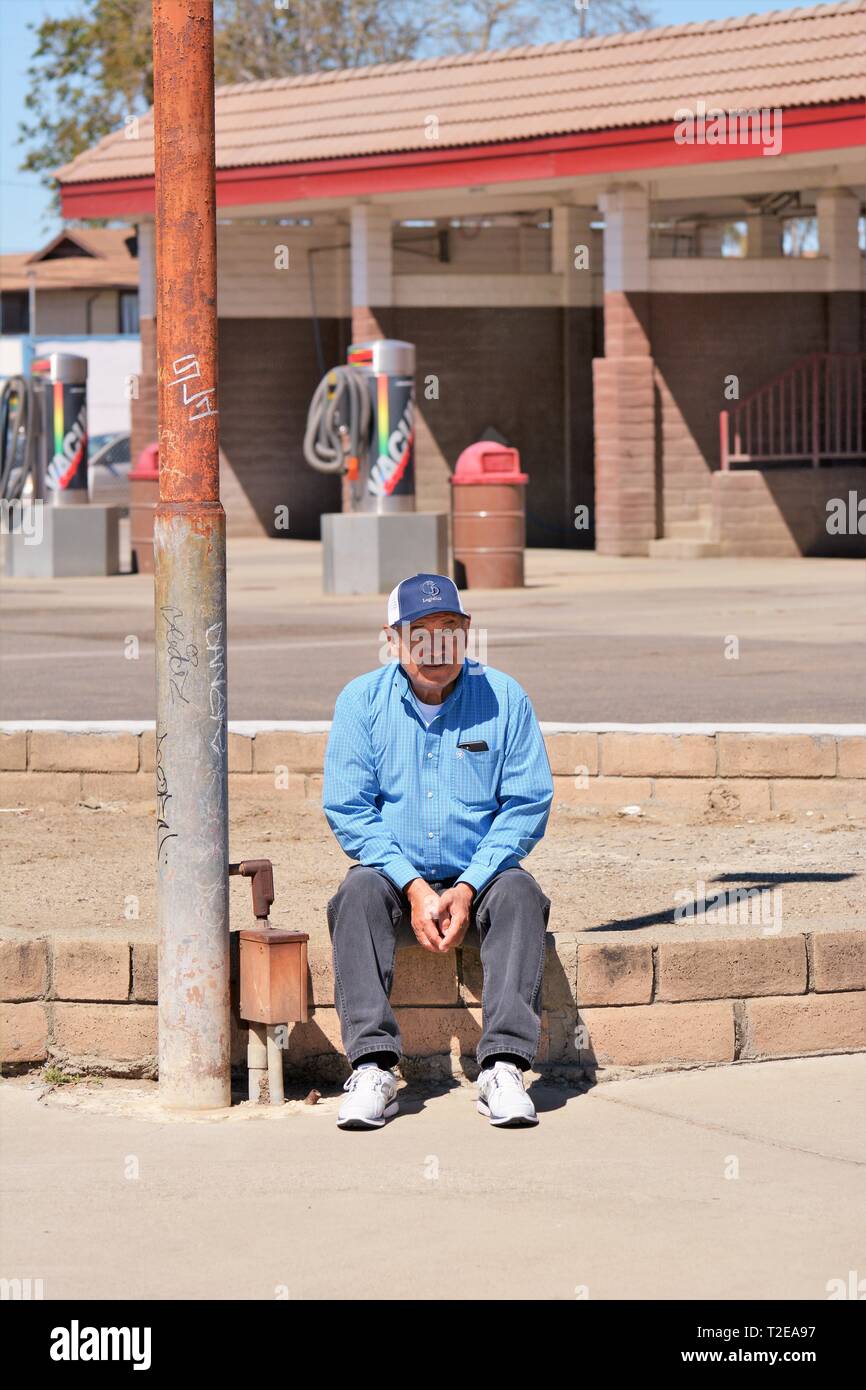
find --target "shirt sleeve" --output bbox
[456,692,554,895]
[322,687,420,892]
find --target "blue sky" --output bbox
[1,0,816,254]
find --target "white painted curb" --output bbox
[2,721,865,737]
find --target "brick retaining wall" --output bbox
[2,724,865,820]
[3,722,863,1082]
[2,928,865,1082]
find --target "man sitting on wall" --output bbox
[323,572,553,1130]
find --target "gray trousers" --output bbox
[326,865,551,1069]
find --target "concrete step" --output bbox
[664,518,713,539]
[649,538,723,559]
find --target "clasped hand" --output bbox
[406,879,474,953]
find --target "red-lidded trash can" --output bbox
[129,443,159,574]
[450,443,528,588]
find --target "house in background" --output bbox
[0,226,139,336]
[54,1,866,556]
[0,227,141,439]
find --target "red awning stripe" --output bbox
[60,100,865,220]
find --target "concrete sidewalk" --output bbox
[1,542,864,721]
[1,1054,864,1300]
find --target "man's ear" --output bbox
[384,624,400,657]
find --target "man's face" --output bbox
[389,612,471,693]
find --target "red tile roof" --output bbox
[56,1,866,187]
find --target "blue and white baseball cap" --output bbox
[387,573,468,627]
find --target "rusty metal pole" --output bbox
[152,0,230,1109]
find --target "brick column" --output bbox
[593,187,657,555]
[817,189,861,353]
[350,203,392,342]
[130,220,157,466]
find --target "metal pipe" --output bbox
[248,1024,268,1103]
[85,291,100,336]
[266,1027,285,1106]
[26,271,36,336]
[153,0,230,1109]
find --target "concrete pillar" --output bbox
[597,187,651,357]
[554,205,597,547]
[552,205,595,306]
[138,219,155,318]
[130,220,157,467]
[746,213,781,258]
[698,223,725,258]
[350,203,392,341]
[600,186,650,292]
[593,186,656,555]
[817,188,862,352]
[817,188,861,289]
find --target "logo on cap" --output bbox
[421,580,441,604]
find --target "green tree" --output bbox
[19,0,154,191]
[19,1,426,198]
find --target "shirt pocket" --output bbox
[451,747,502,809]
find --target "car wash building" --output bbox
[56,1,865,557]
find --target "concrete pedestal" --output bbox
[321,511,449,595]
[3,504,122,578]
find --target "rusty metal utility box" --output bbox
[239,930,309,1025]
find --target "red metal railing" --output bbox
[720,352,866,469]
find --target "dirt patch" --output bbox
[3,798,864,941]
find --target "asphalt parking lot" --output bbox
[1,541,864,722]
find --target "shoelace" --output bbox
[487,1065,523,1092]
[344,1068,389,1094]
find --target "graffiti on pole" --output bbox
[170,353,218,422]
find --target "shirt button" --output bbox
[427,752,433,759]
[427,791,433,798]
[428,832,434,839]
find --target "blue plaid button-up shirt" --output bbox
[322,659,553,894]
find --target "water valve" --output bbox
[230,859,309,1105]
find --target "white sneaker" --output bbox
[337,1062,399,1129]
[476,1060,538,1127]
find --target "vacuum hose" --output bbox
[302,365,371,475]
[0,376,38,501]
